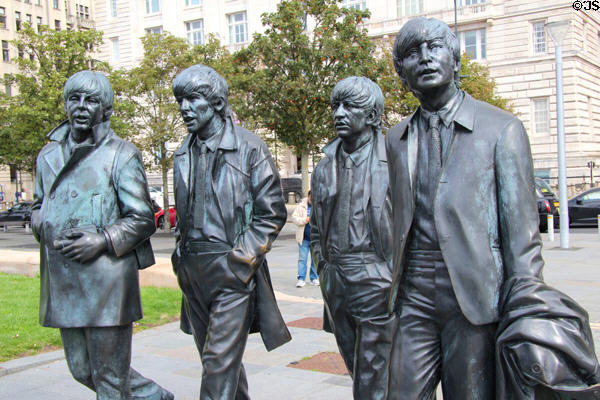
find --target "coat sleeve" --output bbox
[227,146,287,284]
[495,118,544,279]
[31,154,45,242]
[103,146,156,257]
[309,170,325,274]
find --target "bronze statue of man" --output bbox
[385,18,545,398]
[311,76,394,400]
[31,71,173,399]
[171,64,291,400]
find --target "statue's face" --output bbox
[331,98,369,140]
[177,91,215,135]
[65,89,105,132]
[401,36,456,93]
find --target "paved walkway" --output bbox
[1,226,599,399]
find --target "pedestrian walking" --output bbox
[291,191,318,288]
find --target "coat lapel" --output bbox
[368,132,388,219]
[174,133,193,193]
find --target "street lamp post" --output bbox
[546,21,570,248]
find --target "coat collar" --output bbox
[398,90,476,139]
[175,116,237,157]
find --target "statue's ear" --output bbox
[367,108,378,127]
[103,105,113,121]
[213,97,225,113]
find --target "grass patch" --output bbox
[0,272,181,362]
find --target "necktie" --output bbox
[193,142,207,229]
[428,113,442,168]
[338,156,353,251]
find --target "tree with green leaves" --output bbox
[111,32,231,230]
[0,24,104,175]
[459,54,512,113]
[232,0,394,194]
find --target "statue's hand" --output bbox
[54,230,107,263]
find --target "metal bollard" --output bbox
[548,214,554,242]
[25,223,30,233]
[2,225,6,232]
[598,215,600,236]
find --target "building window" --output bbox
[186,20,204,45]
[77,4,89,19]
[109,0,117,17]
[53,0,59,9]
[460,0,486,4]
[533,98,549,135]
[597,32,600,62]
[37,16,42,33]
[15,12,22,31]
[532,21,546,55]
[111,37,120,62]
[145,26,162,34]
[18,45,24,59]
[24,0,31,3]
[4,77,11,97]
[54,19,61,31]
[35,0,40,4]
[0,7,6,30]
[343,0,367,11]
[26,14,32,25]
[398,0,422,17]
[228,12,248,44]
[185,0,201,5]
[146,0,160,14]
[2,41,9,62]
[460,29,486,60]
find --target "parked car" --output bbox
[281,177,302,204]
[535,178,559,227]
[153,200,176,230]
[148,186,163,205]
[0,201,33,227]
[568,187,600,227]
[536,188,556,233]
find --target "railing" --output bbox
[76,17,95,29]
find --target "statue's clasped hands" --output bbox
[53,229,107,263]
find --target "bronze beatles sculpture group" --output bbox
[32,17,600,400]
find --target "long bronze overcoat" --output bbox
[32,120,155,328]
[172,117,291,351]
[385,92,545,325]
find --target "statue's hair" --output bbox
[330,76,384,132]
[63,70,114,111]
[172,64,230,119]
[392,18,461,87]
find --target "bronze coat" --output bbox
[385,92,544,325]
[172,118,290,351]
[310,132,393,332]
[32,120,155,328]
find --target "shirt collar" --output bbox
[340,136,373,167]
[420,90,465,129]
[191,128,223,153]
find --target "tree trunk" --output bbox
[301,150,309,196]
[161,164,171,231]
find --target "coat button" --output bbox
[71,191,78,198]
[531,363,542,373]
[49,193,55,199]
